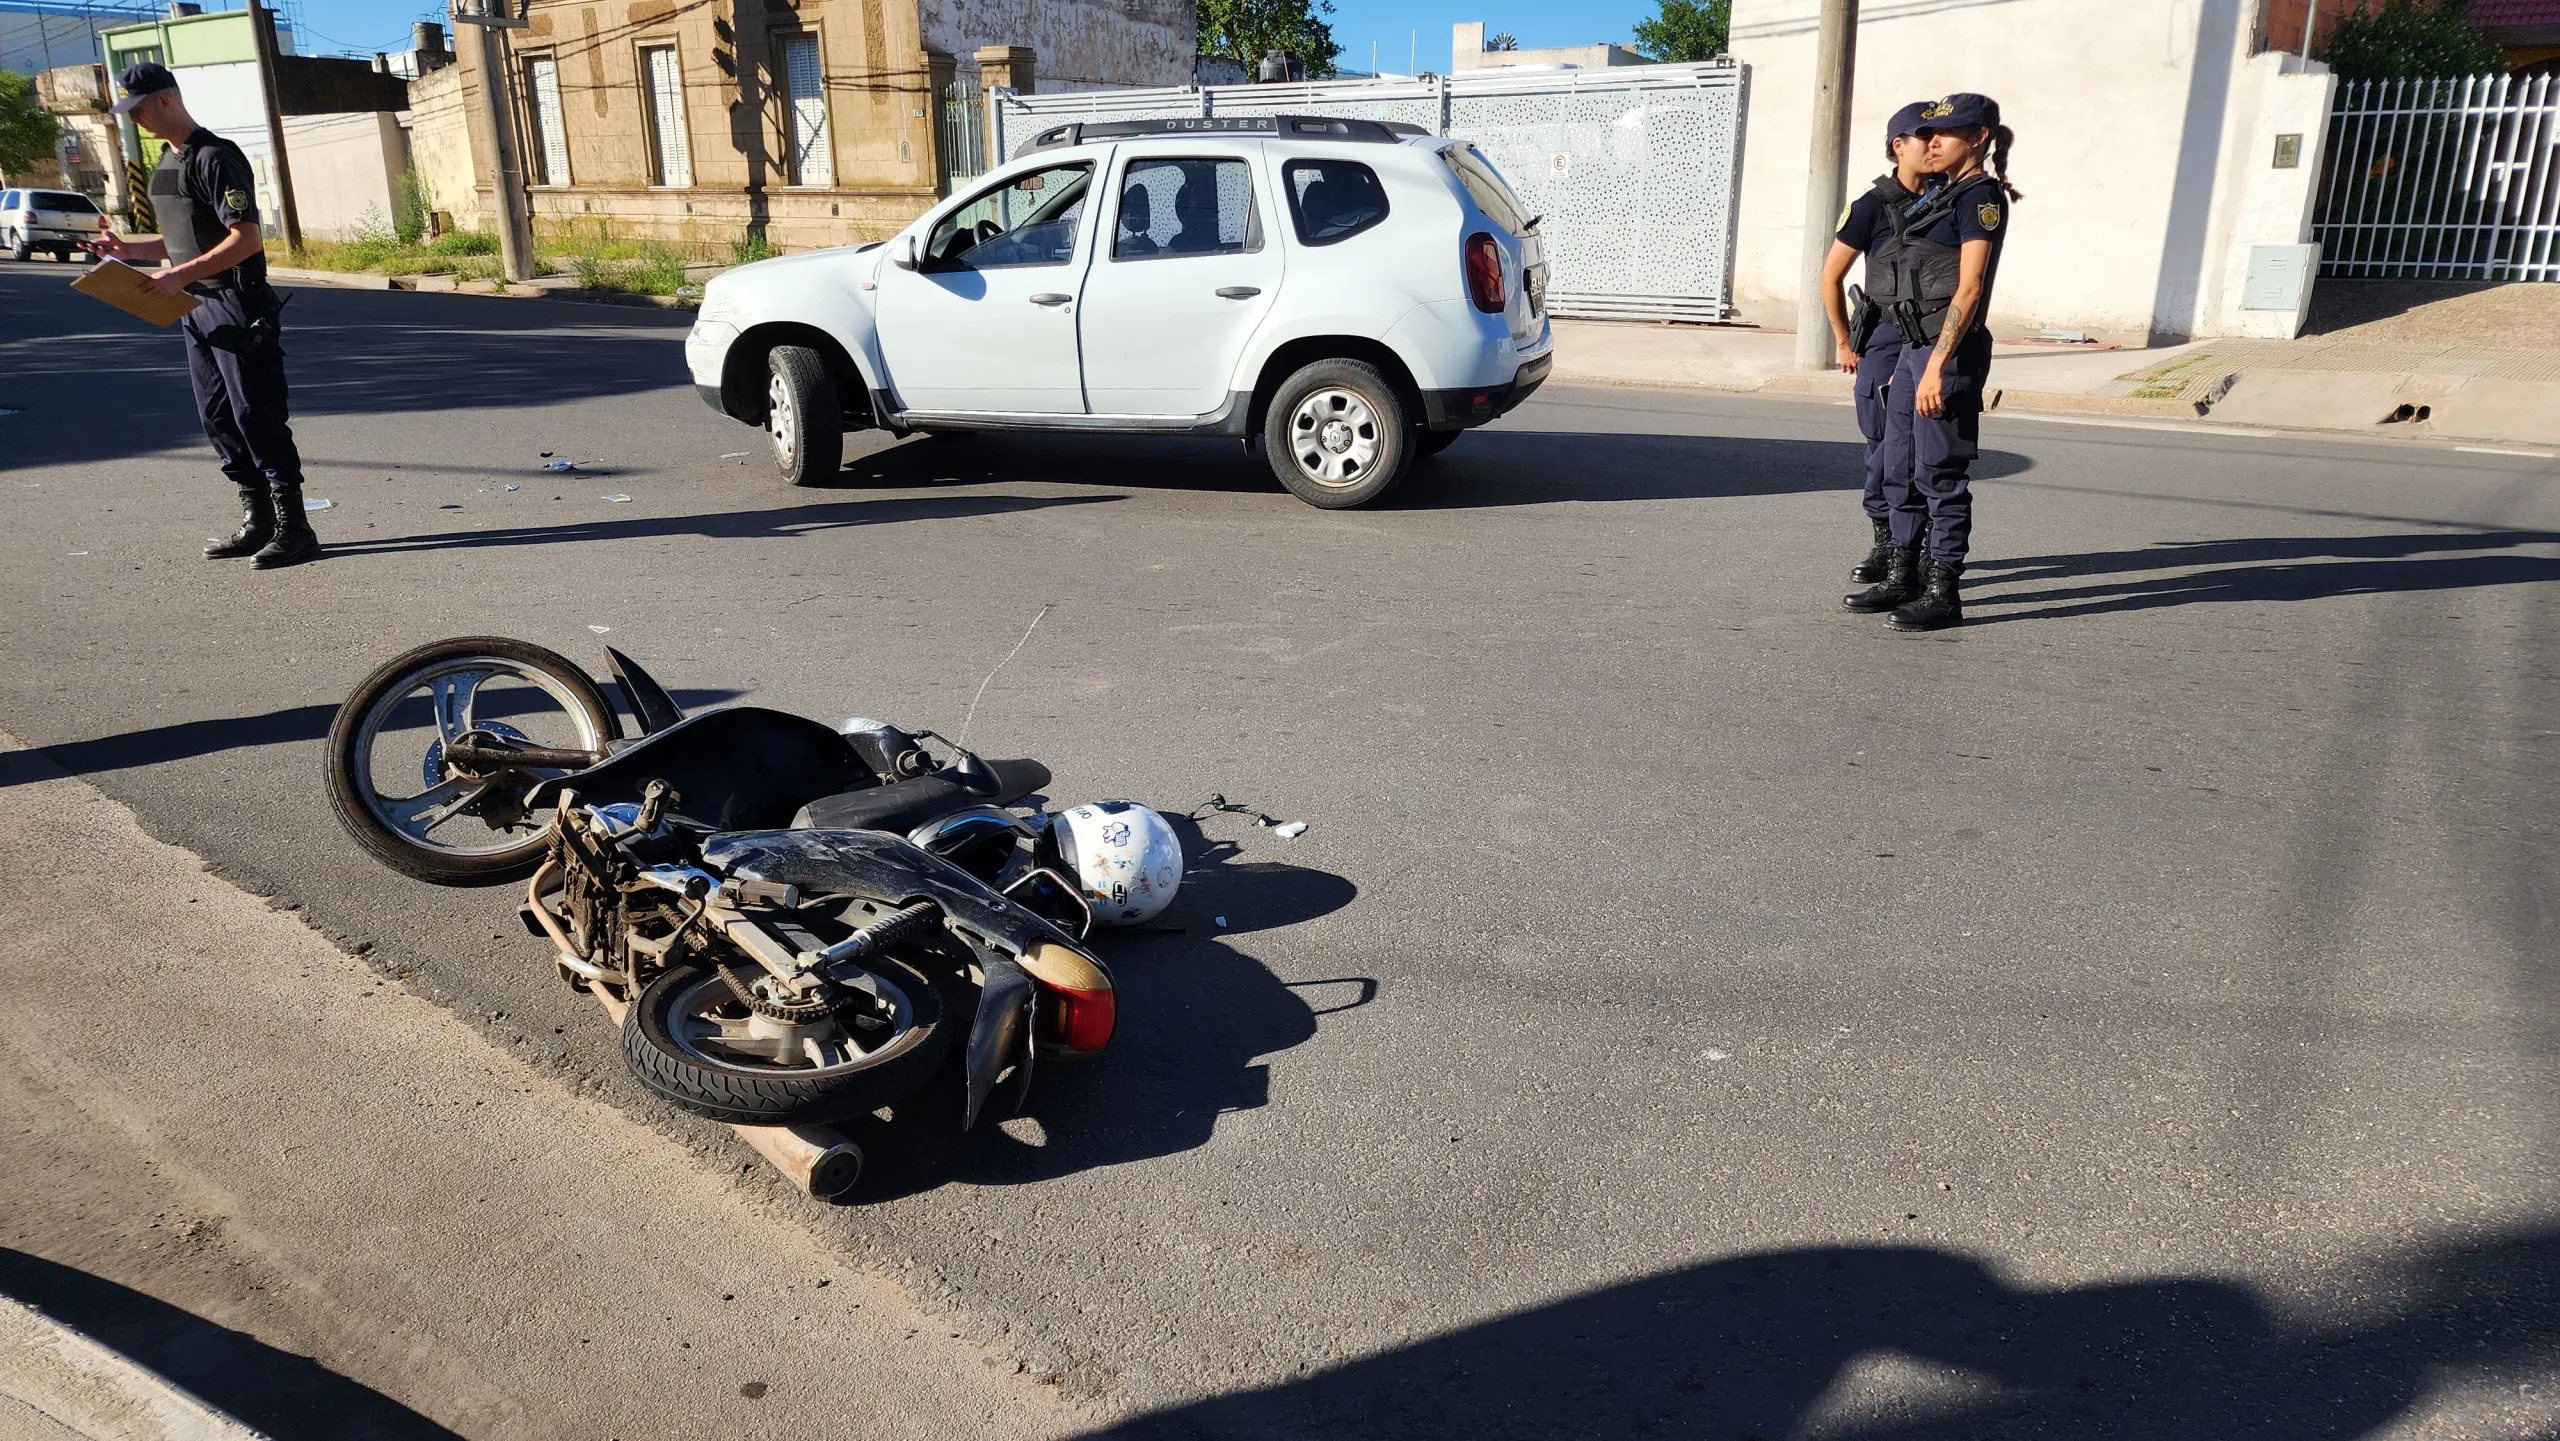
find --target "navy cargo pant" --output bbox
[1883,327,1994,562]
[182,283,304,492]
[1852,320,1910,524]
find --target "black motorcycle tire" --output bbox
[325,636,623,886]
[622,957,953,1126]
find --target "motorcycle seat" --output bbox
[791,758,1050,834]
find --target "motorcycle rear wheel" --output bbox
[325,636,623,885]
[622,957,952,1127]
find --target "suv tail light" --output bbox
[1464,231,1506,314]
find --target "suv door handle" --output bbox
[1029,293,1072,306]
[1215,286,1262,299]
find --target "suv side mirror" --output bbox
[890,234,918,270]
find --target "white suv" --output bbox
[687,115,1553,508]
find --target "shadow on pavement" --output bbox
[1969,530,2560,623]
[830,428,2035,508]
[848,815,1362,1201]
[316,492,1118,559]
[1097,1225,2560,1440]
[0,688,741,788]
[0,1247,457,1440]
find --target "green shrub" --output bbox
[428,228,499,256]
[2327,0,2505,78]
[393,168,431,244]
[730,232,777,266]
[631,242,689,294]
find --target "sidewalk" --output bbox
[1547,281,2560,450]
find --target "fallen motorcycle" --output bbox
[322,636,1180,1160]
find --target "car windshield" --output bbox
[1445,145,1534,236]
[35,192,98,213]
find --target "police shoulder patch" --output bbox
[1977,202,2002,231]
[1836,200,1852,230]
[223,187,251,211]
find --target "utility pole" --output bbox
[452,0,536,282]
[246,0,301,253]
[1793,0,1859,371]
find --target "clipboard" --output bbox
[72,259,202,327]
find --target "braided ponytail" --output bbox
[1986,123,2022,202]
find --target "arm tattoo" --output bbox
[1933,295,1976,360]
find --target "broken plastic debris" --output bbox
[303,497,333,511]
[1269,820,1307,839]
[1214,916,1228,928]
[588,625,612,634]
[542,458,578,472]
[720,451,749,459]
[504,483,521,492]
[1702,1048,1731,1062]
[601,492,632,503]
[65,550,89,556]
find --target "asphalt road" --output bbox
[2,262,2556,1437]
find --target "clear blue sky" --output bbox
[272,0,1666,72]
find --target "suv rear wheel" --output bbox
[763,345,842,487]
[1263,359,1412,509]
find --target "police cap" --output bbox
[1915,92,2000,133]
[1886,101,1931,144]
[111,61,178,114]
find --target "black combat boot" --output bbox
[252,480,322,569]
[1842,543,1921,612]
[203,484,274,559]
[1848,516,1895,583]
[1888,556,1964,631]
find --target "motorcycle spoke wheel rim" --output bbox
[1289,388,1382,488]
[351,657,607,857]
[664,971,913,1077]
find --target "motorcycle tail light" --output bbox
[1021,941,1116,1055]
[1465,232,1506,314]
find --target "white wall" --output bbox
[1727,0,2325,342]
[166,60,283,237]
[917,0,1194,90]
[281,109,404,240]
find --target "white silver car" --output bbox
[687,114,1553,508]
[2,188,102,263]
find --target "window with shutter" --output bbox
[642,45,691,188]
[780,34,832,188]
[525,55,570,187]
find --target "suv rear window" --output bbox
[1445,145,1533,236]
[34,192,99,213]
[1282,160,1388,245]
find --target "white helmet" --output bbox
[1044,802,1183,927]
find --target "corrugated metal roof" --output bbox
[2469,0,2560,28]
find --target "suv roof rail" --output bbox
[1016,113,1428,158]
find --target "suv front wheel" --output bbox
[762,345,842,487]
[1263,359,1412,509]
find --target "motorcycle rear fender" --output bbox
[697,827,1111,1126]
[604,647,686,735]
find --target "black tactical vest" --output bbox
[1861,172,1925,308]
[146,131,262,287]
[1884,171,2001,327]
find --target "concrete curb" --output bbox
[0,1297,268,1440]
[265,267,696,310]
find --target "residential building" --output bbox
[407,0,1192,253]
[1728,0,2342,343]
[1,0,153,76]
[1450,21,1642,71]
[2472,0,2560,73]
[89,5,412,237]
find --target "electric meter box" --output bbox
[2243,244,2318,311]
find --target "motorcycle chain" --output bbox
[713,960,870,1025]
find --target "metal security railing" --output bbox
[988,63,1748,322]
[939,74,987,195]
[2313,73,2560,281]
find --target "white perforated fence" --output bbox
[2313,74,2560,282]
[988,63,1747,322]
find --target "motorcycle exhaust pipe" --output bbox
[585,983,864,1202]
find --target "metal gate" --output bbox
[2312,73,2560,281]
[940,73,987,195]
[988,63,1747,322]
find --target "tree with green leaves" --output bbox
[2326,0,2504,79]
[1197,0,1342,79]
[1633,0,1731,63]
[0,71,63,183]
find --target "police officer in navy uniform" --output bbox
[94,63,321,569]
[1819,101,1936,587]
[1842,92,2017,631]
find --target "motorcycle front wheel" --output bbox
[621,958,952,1126]
[325,636,624,885]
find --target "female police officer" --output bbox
[1841,93,2019,631]
[1819,101,1934,587]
